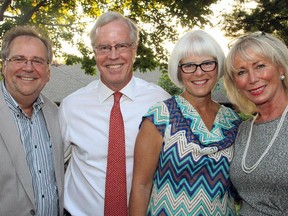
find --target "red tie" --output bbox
[104,92,127,216]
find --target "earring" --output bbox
[280,75,285,80]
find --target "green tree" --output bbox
[0,0,217,71]
[0,0,218,94]
[221,0,288,43]
[158,72,182,96]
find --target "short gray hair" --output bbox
[90,11,139,47]
[168,30,225,88]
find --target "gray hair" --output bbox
[1,25,53,63]
[90,11,139,47]
[224,31,288,114]
[168,30,225,88]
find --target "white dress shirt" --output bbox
[59,76,170,216]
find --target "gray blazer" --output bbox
[0,87,64,216]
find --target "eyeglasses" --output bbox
[6,56,49,69]
[179,60,217,73]
[93,42,134,55]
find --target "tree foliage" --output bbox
[0,0,217,75]
[158,72,183,96]
[0,0,220,95]
[221,0,288,44]
[0,0,86,59]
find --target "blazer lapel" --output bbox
[0,91,35,207]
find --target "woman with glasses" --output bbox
[129,30,241,215]
[224,32,288,215]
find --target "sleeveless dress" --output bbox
[144,96,241,216]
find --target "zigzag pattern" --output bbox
[178,96,239,144]
[148,185,235,216]
[143,102,169,137]
[144,96,240,215]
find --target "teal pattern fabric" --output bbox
[143,96,241,216]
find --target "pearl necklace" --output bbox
[241,105,288,173]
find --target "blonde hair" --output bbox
[224,31,288,114]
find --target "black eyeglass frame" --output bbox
[178,60,218,74]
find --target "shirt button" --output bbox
[30,209,36,215]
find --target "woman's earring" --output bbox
[280,75,285,80]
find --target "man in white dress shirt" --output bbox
[59,11,170,216]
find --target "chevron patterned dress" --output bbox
[144,96,241,216]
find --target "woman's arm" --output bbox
[129,119,163,216]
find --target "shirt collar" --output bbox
[98,76,136,103]
[1,80,44,115]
